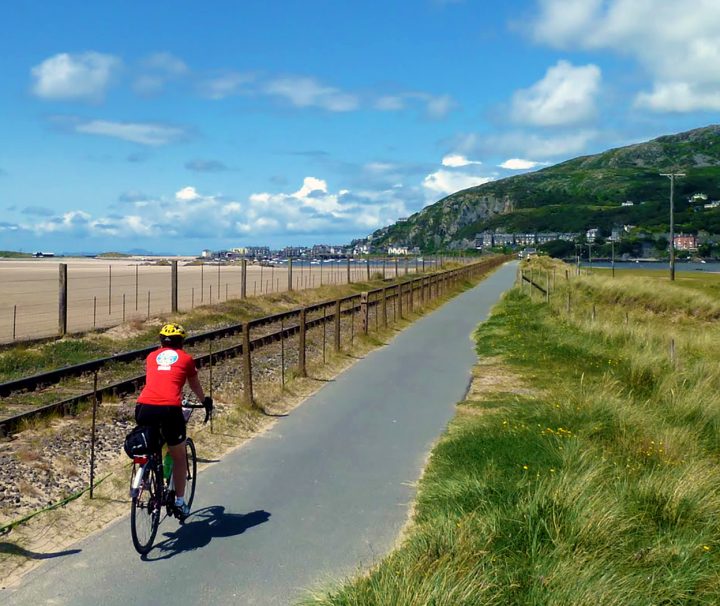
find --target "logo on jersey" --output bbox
[156,350,179,370]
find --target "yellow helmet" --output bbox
[159,323,186,338]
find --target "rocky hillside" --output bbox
[371,125,720,250]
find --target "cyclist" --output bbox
[135,323,213,519]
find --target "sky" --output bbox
[2,0,720,254]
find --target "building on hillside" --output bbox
[586,228,601,240]
[200,249,212,258]
[388,245,409,255]
[674,234,698,250]
[621,201,634,207]
[474,232,495,248]
[514,233,536,246]
[493,233,515,247]
[536,232,560,244]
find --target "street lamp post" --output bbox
[660,172,685,281]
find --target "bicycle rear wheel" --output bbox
[184,438,197,509]
[131,462,161,554]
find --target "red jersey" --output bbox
[137,347,198,406]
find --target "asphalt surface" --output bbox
[3,261,517,605]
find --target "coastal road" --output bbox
[3,261,517,605]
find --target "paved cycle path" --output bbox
[3,262,517,605]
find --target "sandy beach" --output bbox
[0,257,421,343]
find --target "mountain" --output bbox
[370,125,720,250]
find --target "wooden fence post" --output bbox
[171,260,178,313]
[398,283,404,318]
[366,257,371,281]
[298,307,307,377]
[382,288,387,327]
[241,258,247,299]
[361,292,369,334]
[334,299,341,352]
[58,263,68,336]
[287,258,293,291]
[347,258,351,284]
[408,280,414,313]
[242,323,254,406]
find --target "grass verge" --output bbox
[302,260,720,605]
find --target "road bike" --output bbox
[129,400,208,555]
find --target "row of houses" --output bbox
[475,232,580,248]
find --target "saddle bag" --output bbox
[123,425,158,459]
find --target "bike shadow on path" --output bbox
[142,506,270,561]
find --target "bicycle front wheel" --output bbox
[131,462,161,554]
[184,438,197,509]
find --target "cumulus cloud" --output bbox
[175,186,202,201]
[442,154,481,167]
[31,52,121,101]
[75,120,188,146]
[422,170,494,196]
[499,158,547,170]
[264,76,359,111]
[511,60,601,126]
[531,0,720,112]
[635,81,720,112]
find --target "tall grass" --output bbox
[302,263,720,605]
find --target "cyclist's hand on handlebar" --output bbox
[203,396,214,423]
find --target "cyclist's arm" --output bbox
[187,373,205,402]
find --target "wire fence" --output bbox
[0,257,503,534]
[0,256,465,344]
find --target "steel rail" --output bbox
[0,296,375,434]
[0,259,504,435]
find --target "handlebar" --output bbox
[181,398,213,424]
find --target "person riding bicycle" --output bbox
[135,323,212,519]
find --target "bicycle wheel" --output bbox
[130,462,161,554]
[184,438,197,509]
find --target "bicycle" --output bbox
[129,399,210,555]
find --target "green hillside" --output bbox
[370,125,720,250]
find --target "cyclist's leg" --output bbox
[163,407,188,500]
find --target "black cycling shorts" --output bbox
[135,404,186,446]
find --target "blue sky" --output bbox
[2,0,720,254]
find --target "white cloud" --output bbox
[141,52,188,75]
[31,52,121,101]
[264,76,359,112]
[442,154,481,167]
[480,130,598,159]
[511,60,601,126]
[422,170,494,196]
[374,92,455,118]
[499,158,547,170]
[199,72,255,99]
[133,52,189,95]
[635,81,720,112]
[374,95,406,111]
[75,120,187,146]
[175,186,202,201]
[424,94,455,118]
[531,0,720,112]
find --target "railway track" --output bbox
[0,258,506,435]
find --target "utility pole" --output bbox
[660,172,685,281]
